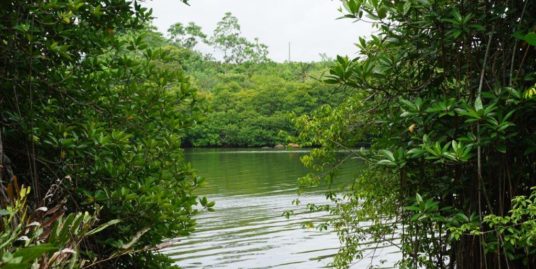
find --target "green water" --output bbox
[162,148,398,268]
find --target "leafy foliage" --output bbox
[298,0,536,268]
[167,16,345,147]
[0,184,120,268]
[168,22,207,49]
[184,61,346,147]
[210,12,269,64]
[0,1,208,268]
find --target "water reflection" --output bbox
[162,149,398,268]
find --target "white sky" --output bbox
[143,0,372,62]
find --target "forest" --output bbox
[183,61,346,147]
[166,13,347,147]
[1,0,535,269]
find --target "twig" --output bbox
[477,29,493,269]
[508,0,529,86]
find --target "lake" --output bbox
[161,148,398,268]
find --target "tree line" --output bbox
[170,13,347,148]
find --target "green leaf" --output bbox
[377,159,396,166]
[12,244,57,264]
[58,213,78,243]
[86,219,121,237]
[121,227,150,249]
[380,149,395,162]
[377,7,387,19]
[70,213,85,235]
[94,190,107,201]
[405,205,420,211]
[520,32,536,46]
[474,97,483,111]
[403,1,411,15]
[416,193,423,203]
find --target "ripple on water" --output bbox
[163,149,399,268]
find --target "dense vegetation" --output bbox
[298,0,536,268]
[0,3,340,268]
[170,13,345,147]
[184,61,346,147]
[0,1,210,268]
[2,1,535,269]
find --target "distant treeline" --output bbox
[166,13,348,147]
[183,61,347,147]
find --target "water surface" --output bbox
[162,148,398,268]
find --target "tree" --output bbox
[183,60,344,147]
[210,12,269,64]
[297,0,536,268]
[168,22,207,49]
[0,1,207,268]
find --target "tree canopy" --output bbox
[0,1,208,268]
[297,0,536,268]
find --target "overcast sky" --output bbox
[143,0,372,62]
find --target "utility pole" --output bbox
[288,42,291,62]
